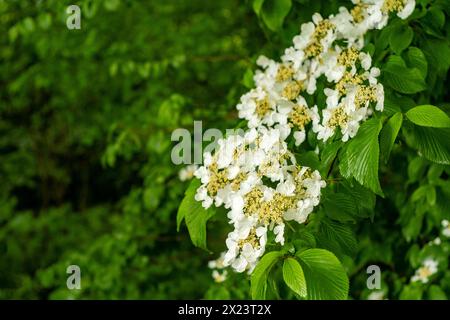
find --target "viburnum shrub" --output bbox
[178,0,450,300]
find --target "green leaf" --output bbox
[389,24,414,54]
[251,251,282,299]
[296,151,320,171]
[422,39,450,74]
[405,47,428,79]
[317,219,357,257]
[297,249,349,300]
[339,118,383,195]
[252,0,264,16]
[380,112,403,163]
[400,284,423,300]
[293,230,316,251]
[406,105,450,128]
[283,257,307,297]
[261,0,292,31]
[403,124,450,165]
[384,92,415,115]
[177,179,216,250]
[241,68,254,89]
[319,141,342,176]
[427,285,447,300]
[383,55,426,94]
[322,192,357,222]
[340,180,376,219]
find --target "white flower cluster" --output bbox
[411,258,438,284]
[195,127,325,272]
[195,0,416,273]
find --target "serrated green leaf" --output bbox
[297,249,349,300]
[251,251,282,299]
[317,219,357,257]
[380,112,403,163]
[178,179,216,251]
[403,123,450,165]
[283,257,307,297]
[383,55,426,94]
[339,118,383,195]
[406,105,450,128]
[261,0,292,31]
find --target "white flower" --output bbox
[293,131,306,146]
[274,224,285,245]
[212,270,228,283]
[430,237,441,246]
[411,258,439,284]
[179,164,198,181]
[359,52,372,70]
[397,0,416,19]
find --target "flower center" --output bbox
[255,97,271,118]
[276,64,295,82]
[338,47,360,67]
[289,104,311,129]
[327,105,349,128]
[382,0,405,14]
[282,81,303,100]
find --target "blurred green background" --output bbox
[0,0,268,299]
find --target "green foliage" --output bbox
[251,251,282,299]
[340,118,383,195]
[282,258,307,297]
[260,0,292,31]
[178,179,216,251]
[380,112,403,163]
[297,249,349,300]
[383,56,427,94]
[405,105,450,128]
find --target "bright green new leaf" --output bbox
[380,112,403,163]
[297,249,349,300]
[261,0,292,31]
[339,117,383,195]
[251,251,282,299]
[177,179,216,251]
[406,105,450,128]
[283,257,307,297]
